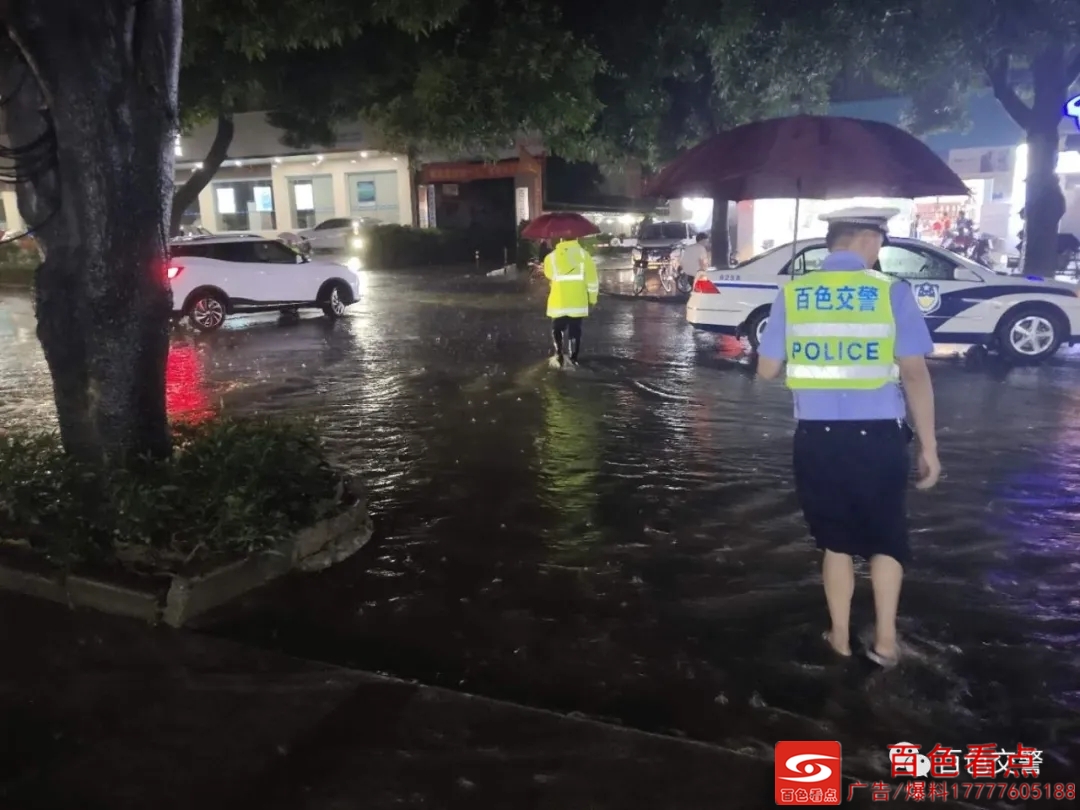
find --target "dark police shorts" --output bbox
[793,419,913,565]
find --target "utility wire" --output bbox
[0,50,60,245]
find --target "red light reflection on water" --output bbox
[166,343,215,424]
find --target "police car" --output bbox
[687,236,1080,363]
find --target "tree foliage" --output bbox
[264,0,603,158]
[858,0,1080,274]
[172,0,468,232]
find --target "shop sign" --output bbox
[515,186,530,223]
[421,161,520,183]
[1066,94,1080,130]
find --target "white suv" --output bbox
[168,236,363,332]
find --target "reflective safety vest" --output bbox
[544,240,599,318]
[783,269,898,390]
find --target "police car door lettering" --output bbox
[715,273,740,281]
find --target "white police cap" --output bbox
[818,206,900,235]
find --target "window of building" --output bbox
[347,171,400,223]
[177,198,201,231]
[212,180,276,232]
[289,176,335,229]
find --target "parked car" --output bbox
[280,217,380,254]
[168,236,362,332]
[631,221,696,269]
[686,236,1080,364]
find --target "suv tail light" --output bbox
[166,265,183,280]
[692,275,719,294]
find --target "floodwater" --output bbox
[1,272,1078,793]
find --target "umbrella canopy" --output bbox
[521,212,600,240]
[645,115,970,201]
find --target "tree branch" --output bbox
[170,111,233,236]
[986,52,1033,130]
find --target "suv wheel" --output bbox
[321,283,350,320]
[188,292,227,332]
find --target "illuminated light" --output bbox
[1025,275,1045,282]
[174,134,182,157]
[351,237,363,250]
[273,157,283,164]
[346,256,362,271]
[692,276,719,294]
[234,160,243,167]
[195,162,203,169]
[166,265,183,280]
[619,213,636,225]
[360,151,369,158]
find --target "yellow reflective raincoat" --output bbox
[543,239,599,318]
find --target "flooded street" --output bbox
[2,271,1079,787]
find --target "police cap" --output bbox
[819,206,900,241]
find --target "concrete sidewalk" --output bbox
[0,592,784,810]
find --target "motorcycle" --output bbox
[969,235,994,268]
[942,219,996,268]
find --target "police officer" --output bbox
[544,236,599,367]
[756,207,941,668]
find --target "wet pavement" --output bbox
[2,270,1079,790]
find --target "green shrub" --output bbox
[0,238,41,286]
[364,224,474,268]
[0,417,352,572]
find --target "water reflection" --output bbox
[537,375,603,562]
[166,342,214,424]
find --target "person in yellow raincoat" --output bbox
[543,237,599,367]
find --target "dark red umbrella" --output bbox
[521,212,600,240]
[645,115,970,200]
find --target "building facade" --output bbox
[174,112,414,237]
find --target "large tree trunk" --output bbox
[171,112,234,236]
[1021,46,1070,278]
[4,0,181,464]
[1021,124,1066,277]
[711,197,730,267]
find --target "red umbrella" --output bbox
[521,212,600,240]
[645,115,970,200]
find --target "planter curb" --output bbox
[0,501,373,627]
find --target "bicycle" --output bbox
[633,256,692,295]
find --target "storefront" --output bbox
[738,193,984,259]
[1008,143,1080,254]
[416,148,543,231]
